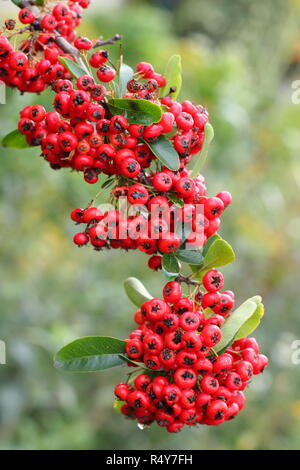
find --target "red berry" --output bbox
[74,36,93,50]
[127,184,149,205]
[70,208,84,223]
[174,368,197,389]
[97,65,116,82]
[19,8,36,24]
[202,269,224,292]
[114,383,130,401]
[153,172,173,191]
[202,324,222,347]
[148,255,162,271]
[126,339,143,359]
[41,14,58,31]
[163,281,182,303]
[158,232,181,254]
[73,232,89,246]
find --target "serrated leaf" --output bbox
[236,297,264,340]
[159,55,182,100]
[144,135,180,171]
[54,336,126,372]
[118,63,134,98]
[58,56,87,79]
[190,123,214,178]
[162,254,180,279]
[215,299,259,353]
[108,98,162,125]
[124,277,153,307]
[1,129,29,149]
[176,249,203,265]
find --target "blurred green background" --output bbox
[1,0,300,450]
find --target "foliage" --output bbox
[1,0,300,451]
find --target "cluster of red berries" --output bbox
[16,61,209,177]
[0,1,90,93]
[114,278,268,431]
[14,47,232,258]
[70,184,231,258]
[2,1,268,433]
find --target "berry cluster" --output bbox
[15,50,232,258]
[114,278,268,431]
[0,1,90,93]
[2,0,269,434]
[17,63,208,177]
[70,187,231,257]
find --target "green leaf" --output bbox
[124,277,153,307]
[1,129,29,149]
[159,55,182,100]
[113,400,124,414]
[162,254,180,279]
[190,123,214,178]
[11,0,23,5]
[54,336,126,372]
[202,238,235,270]
[118,63,134,98]
[144,135,180,171]
[108,98,162,125]
[58,56,87,79]
[35,0,44,5]
[236,297,264,340]
[202,234,221,257]
[168,194,184,208]
[215,299,259,354]
[176,249,203,265]
[191,238,235,280]
[101,177,115,189]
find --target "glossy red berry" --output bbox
[202,324,222,347]
[162,281,182,303]
[74,36,93,50]
[158,233,181,254]
[97,65,116,82]
[174,368,197,389]
[148,255,162,271]
[153,172,173,191]
[114,383,130,401]
[70,208,84,223]
[73,232,89,246]
[19,8,36,24]
[41,14,58,31]
[202,269,224,292]
[126,339,143,359]
[127,184,149,205]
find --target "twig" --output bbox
[175,274,200,286]
[92,34,122,49]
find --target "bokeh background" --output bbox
[0,0,300,450]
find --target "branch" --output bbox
[175,274,200,286]
[12,1,121,74]
[53,31,89,73]
[93,34,122,49]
